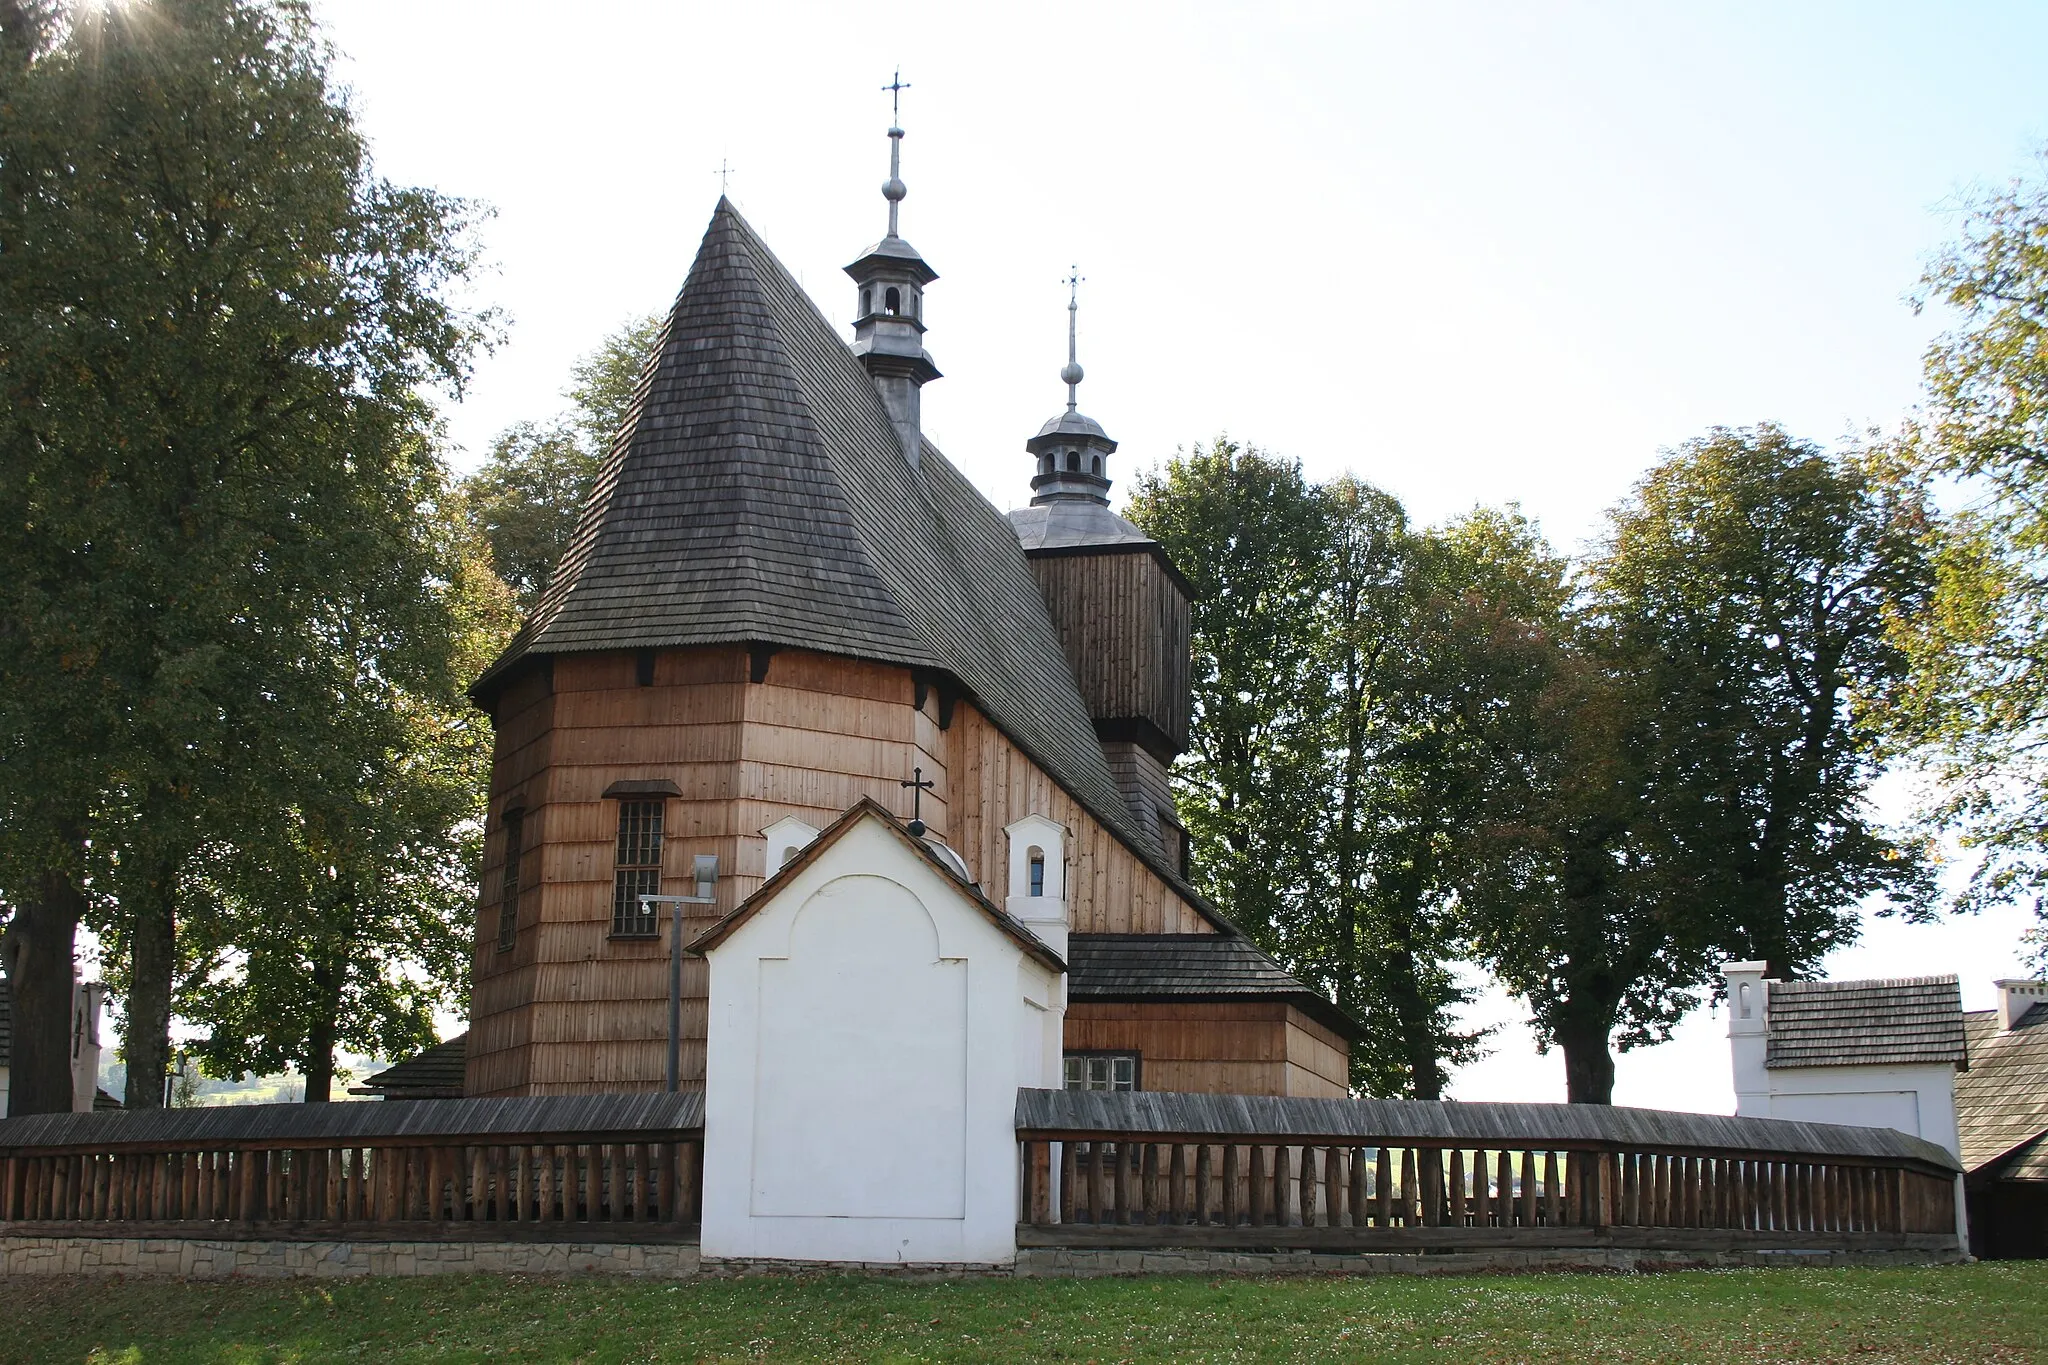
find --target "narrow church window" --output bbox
[612,800,664,936]
[885,286,901,314]
[1066,450,1079,472]
[861,288,873,316]
[496,810,524,952]
[1091,454,1102,476]
[1064,1052,1139,1092]
[1040,454,1052,476]
[1027,847,1045,897]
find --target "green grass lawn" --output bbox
[2,1263,2044,1364]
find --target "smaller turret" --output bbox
[1007,276,1193,868]
[1027,270,1118,502]
[845,72,939,467]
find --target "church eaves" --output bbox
[473,201,1227,931]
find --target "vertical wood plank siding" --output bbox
[467,645,1234,1098]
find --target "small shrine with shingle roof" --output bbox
[455,101,1358,1109]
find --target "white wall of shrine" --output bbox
[699,811,1064,1266]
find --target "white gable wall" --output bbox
[700,815,1063,1266]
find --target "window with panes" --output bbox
[495,810,524,952]
[611,800,664,936]
[1063,1051,1139,1092]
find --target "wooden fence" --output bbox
[0,1094,704,1241]
[1016,1090,1965,1253]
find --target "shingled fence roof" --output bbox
[1016,1089,1961,1175]
[470,199,1224,936]
[1765,975,1967,1070]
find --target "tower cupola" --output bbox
[1027,270,1117,505]
[845,71,940,467]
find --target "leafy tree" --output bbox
[1128,441,1330,953]
[0,0,490,1110]
[1594,426,1934,979]
[1894,155,2048,945]
[180,512,515,1100]
[461,313,659,610]
[1463,430,1934,1102]
[1129,444,1491,1096]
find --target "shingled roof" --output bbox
[1959,1006,2048,1178]
[352,1033,468,1100]
[472,200,1215,926]
[1068,934,1359,1040]
[0,971,11,1069]
[1764,975,1967,1070]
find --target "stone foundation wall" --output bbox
[1,1236,701,1279]
[1,1236,1966,1280]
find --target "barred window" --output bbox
[496,810,524,952]
[1063,1052,1138,1093]
[611,799,664,936]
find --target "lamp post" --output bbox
[639,853,720,1093]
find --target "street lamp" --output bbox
[639,853,720,1093]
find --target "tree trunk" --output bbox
[1556,1014,1617,1105]
[121,864,178,1109]
[300,955,344,1103]
[3,856,86,1115]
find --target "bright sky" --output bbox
[309,0,2048,1110]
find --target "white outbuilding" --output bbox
[1724,961,1967,1159]
[690,798,1068,1267]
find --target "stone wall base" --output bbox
[1,1236,701,1279]
[2,1236,1965,1280]
[1013,1245,1972,1277]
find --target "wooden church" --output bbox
[445,114,1357,1107]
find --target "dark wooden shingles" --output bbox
[354,1033,468,1095]
[1958,1007,2048,1174]
[1765,976,1967,1069]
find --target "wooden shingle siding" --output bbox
[464,644,1230,1096]
[1065,1002,1346,1099]
[1027,547,1191,755]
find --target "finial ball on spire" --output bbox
[882,177,907,203]
[1060,361,1084,387]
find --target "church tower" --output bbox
[844,74,939,466]
[1007,279,1193,869]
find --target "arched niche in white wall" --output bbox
[760,816,820,875]
[753,874,967,1219]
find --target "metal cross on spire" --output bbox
[1061,266,1086,412]
[880,69,911,238]
[714,156,737,194]
[883,68,911,126]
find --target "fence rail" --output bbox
[0,1094,704,1240]
[1016,1090,1963,1253]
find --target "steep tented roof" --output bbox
[1959,1007,2048,1177]
[1068,934,1359,1040]
[1765,976,1967,1070]
[474,200,1202,916]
